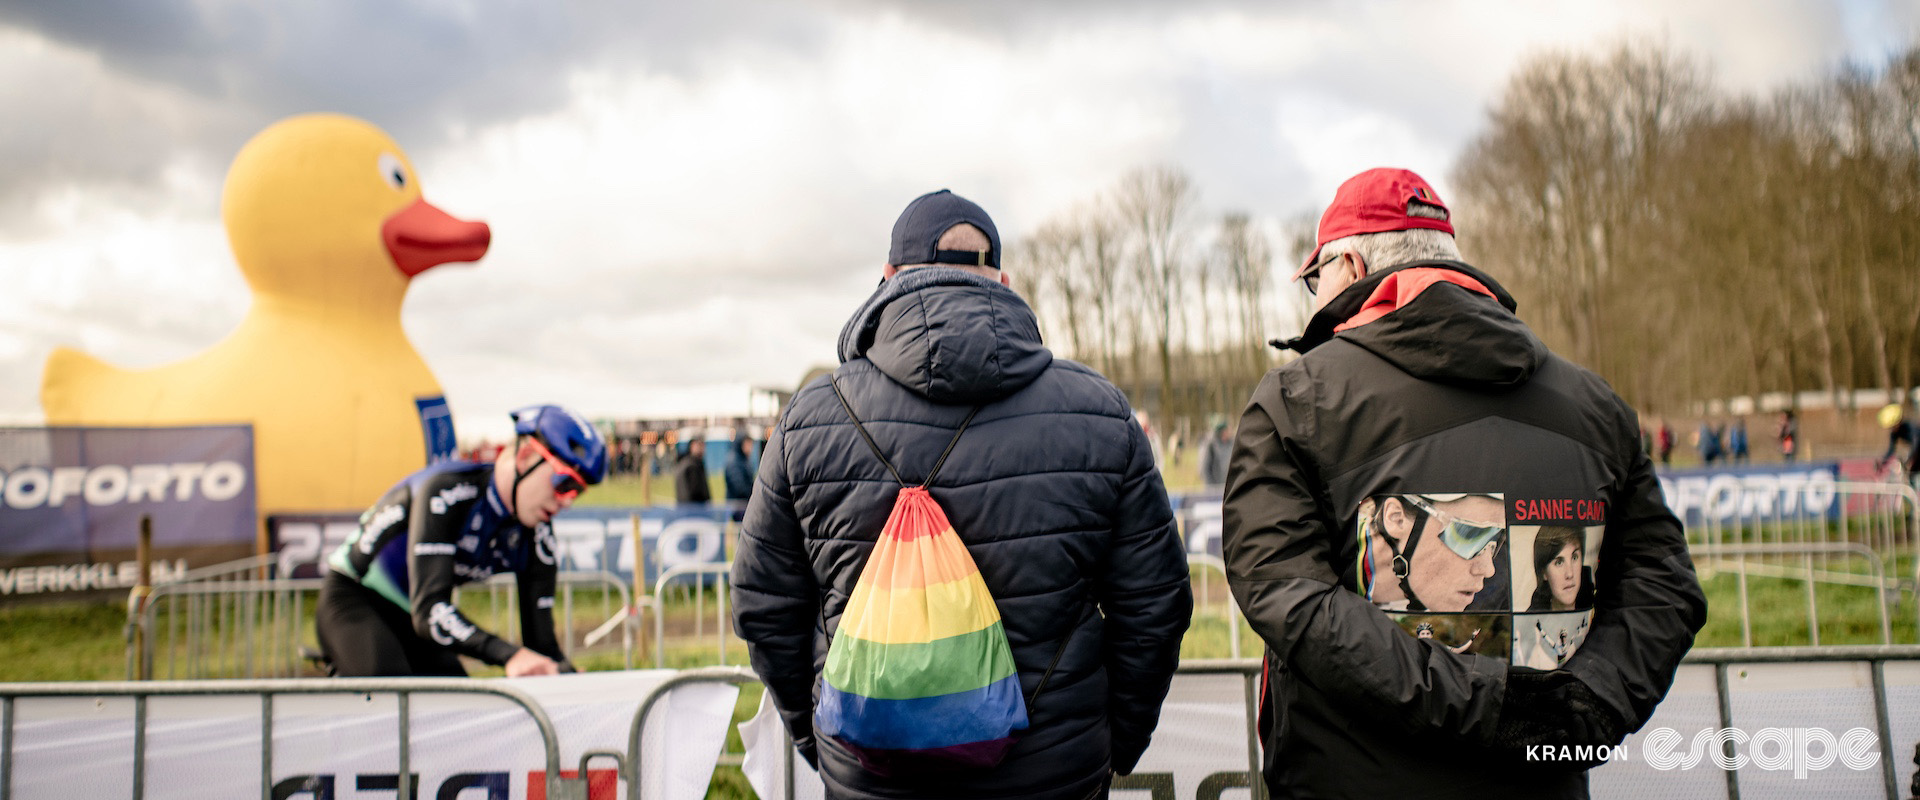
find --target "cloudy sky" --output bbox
[3,0,1914,442]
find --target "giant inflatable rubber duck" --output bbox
[42,113,489,541]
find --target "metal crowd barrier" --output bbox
[1687,479,1920,645]
[1187,554,1243,660]
[650,564,735,669]
[0,678,571,800]
[126,559,641,680]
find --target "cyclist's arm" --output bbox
[407,498,519,666]
[516,525,569,669]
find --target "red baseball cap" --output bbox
[1293,168,1454,281]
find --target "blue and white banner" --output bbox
[1171,492,1224,558]
[0,426,256,599]
[1656,463,1842,527]
[271,506,730,585]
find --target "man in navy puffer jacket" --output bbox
[732,189,1192,800]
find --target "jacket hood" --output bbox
[1279,260,1546,388]
[836,267,1053,403]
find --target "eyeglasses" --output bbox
[1403,495,1505,560]
[526,437,589,502]
[1301,253,1339,294]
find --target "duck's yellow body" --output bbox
[42,114,489,542]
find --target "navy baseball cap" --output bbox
[888,189,1001,269]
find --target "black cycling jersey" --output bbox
[324,460,563,667]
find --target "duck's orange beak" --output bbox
[382,198,491,278]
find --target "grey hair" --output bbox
[1317,227,1461,270]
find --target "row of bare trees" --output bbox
[1004,40,1919,438]
[1454,41,1920,416]
[1007,167,1305,437]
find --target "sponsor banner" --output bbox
[271,506,729,584]
[1171,492,1223,558]
[1656,463,1842,527]
[0,426,257,600]
[8,670,736,800]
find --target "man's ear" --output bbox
[998,270,1010,286]
[1381,497,1411,541]
[883,264,899,279]
[515,440,542,472]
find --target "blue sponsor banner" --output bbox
[415,395,456,463]
[0,426,257,598]
[271,505,730,585]
[1177,463,1842,558]
[1656,463,1842,528]
[1171,491,1224,558]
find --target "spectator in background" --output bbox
[723,435,756,516]
[1878,404,1920,483]
[1656,420,1674,467]
[1696,420,1723,466]
[1728,418,1749,465]
[1778,410,1798,462]
[1200,420,1233,489]
[675,436,711,506]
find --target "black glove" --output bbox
[1493,667,1627,769]
[1555,674,1626,748]
[1492,668,1577,750]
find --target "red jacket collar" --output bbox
[1333,267,1497,333]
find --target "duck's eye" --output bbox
[378,153,409,191]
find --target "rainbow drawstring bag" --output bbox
[814,379,1027,775]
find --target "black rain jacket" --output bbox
[1224,260,1706,799]
[733,268,1192,800]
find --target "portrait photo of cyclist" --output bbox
[1358,492,1509,613]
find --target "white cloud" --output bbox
[1,0,1905,436]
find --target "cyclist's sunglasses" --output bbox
[527,437,589,502]
[1403,495,1505,560]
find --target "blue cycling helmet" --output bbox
[510,405,609,485]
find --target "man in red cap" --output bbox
[1222,168,1704,798]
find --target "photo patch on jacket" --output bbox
[1357,492,1604,667]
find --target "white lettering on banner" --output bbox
[552,519,611,570]
[201,462,245,501]
[414,543,457,556]
[127,464,170,502]
[427,602,477,645]
[0,559,186,595]
[0,461,248,509]
[166,463,205,500]
[657,519,725,568]
[82,465,128,505]
[48,467,86,506]
[3,467,49,508]
[7,672,738,800]
[275,521,359,575]
[1184,500,1222,555]
[1658,469,1838,523]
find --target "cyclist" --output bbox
[315,404,607,676]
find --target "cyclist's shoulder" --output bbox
[403,460,493,494]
